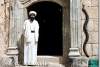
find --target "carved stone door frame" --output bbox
[7,0,81,66]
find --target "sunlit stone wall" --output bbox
[80,0,98,57]
[0,0,9,55]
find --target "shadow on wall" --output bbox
[17,34,24,65]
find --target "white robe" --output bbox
[23,19,39,65]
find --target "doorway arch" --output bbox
[8,0,70,66]
[27,1,63,56]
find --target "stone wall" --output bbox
[0,0,99,66]
[0,0,9,55]
[0,0,98,57]
[80,0,98,57]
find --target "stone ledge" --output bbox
[16,63,65,67]
[6,47,19,55]
[6,47,19,65]
[37,56,62,64]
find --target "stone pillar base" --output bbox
[68,48,81,59]
[6,47,19,65]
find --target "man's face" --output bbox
[30,13,36,18]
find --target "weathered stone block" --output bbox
[82,0,91,7]
[80,41,93,56]
[88,32,98,44]
[86,7,98,19]
[82,32,85,44]
[82,31,98,44]
[87,19,98,32]
[85,44,93,56]
[92,44,98,56]
[91,0,98,7]
[0,56,15,67]
[0,24,5,32]
[81,10,85,20]
[0,5,5,24]
[90,7,98,19]
[87,19,94,32]
[81,6,98,19]
[92,19,98,32]
[0,0,4,5]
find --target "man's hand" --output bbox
[35,41,38,44]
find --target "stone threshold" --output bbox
[16,63,65,67]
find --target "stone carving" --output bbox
[19,0,30,4]
[82,4,89,57]
[0,56,15,67]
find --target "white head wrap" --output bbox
[29,11,37,16]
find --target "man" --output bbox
[23,11,39,65]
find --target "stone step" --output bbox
[37,56,62,65]
[16,63,65,67]
[16,56,64,67]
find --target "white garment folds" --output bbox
[23,19,39,65]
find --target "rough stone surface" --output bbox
[0,56,15,67]
[15,63,65,67]
[91,0,98,7]
[82,6,98,19]
[82,0,92,7]
[0,0,9,56]
[0,0,99,67]
[81,0,98,57]
[87,19,98,32]
[92,44,98,56]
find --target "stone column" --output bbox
[6,0,18,65]
[7,0,28,65]
[68,0,81,58]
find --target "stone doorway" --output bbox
[7,0,70,66]
[27,1,63,56]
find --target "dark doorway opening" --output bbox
[27,1,63,56]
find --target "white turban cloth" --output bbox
[29,11,37,16]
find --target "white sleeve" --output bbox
[23,20,26,34]
[35,21,39,42]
